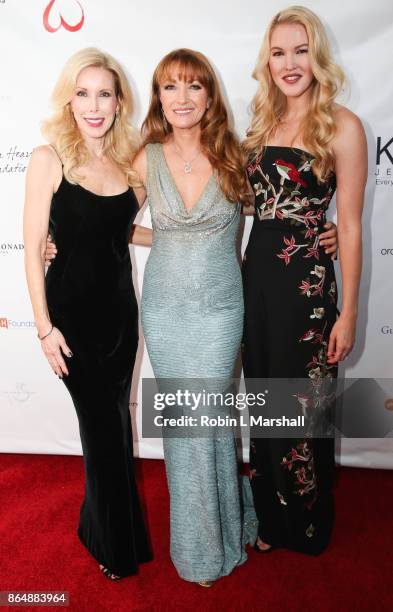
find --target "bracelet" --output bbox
[38,325,53,341]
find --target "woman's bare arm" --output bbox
[24,146,59,335]
[130,225,152,246]
[129,147,152,246]
[24,145,72,376]
[132,147,148,207]
[327,107,367,363]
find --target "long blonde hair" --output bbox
[142,48,249,204]
[42,47,141,186]
[244,6,345,182]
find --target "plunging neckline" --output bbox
[159,144,215,214]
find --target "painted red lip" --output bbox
[84,118,105,127]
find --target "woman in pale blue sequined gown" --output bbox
[134,49,250,584]
[142,143,245,581]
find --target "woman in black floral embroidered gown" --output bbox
[242,7,367,555]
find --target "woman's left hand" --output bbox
[319,221,338,259]
[327,314,356,363]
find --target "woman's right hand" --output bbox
[45,235,57,265]
[40,326,73,377]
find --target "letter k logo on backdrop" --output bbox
[43,0,84,33]
[376,137,393,165]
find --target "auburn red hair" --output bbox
[141,48,248,204]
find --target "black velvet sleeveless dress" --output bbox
[243,146,338,555]
[45,176,152,576]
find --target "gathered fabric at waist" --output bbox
[246,217,330,261]
[247,215,327,250]
[250,215,327,233]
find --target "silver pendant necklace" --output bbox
[173,144,201,174]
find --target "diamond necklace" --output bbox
[173,143,202,174]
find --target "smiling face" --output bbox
[70,66,119,140]
[269,22,314,99]
[159,63,210,131]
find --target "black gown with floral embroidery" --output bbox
[242,146,338,555]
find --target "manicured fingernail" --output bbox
[68,351,73,357]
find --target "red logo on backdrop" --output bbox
[43,0,85,33]
[0,318,8,329]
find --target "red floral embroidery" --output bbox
[281,441,317,500]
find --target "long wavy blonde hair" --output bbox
[42,47,141,186]
[244,6,345,182]
[141,48,249,204]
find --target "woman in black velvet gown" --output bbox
[24,48,152,580]
[242,7,367,555]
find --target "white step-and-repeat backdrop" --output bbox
[1,0,392,467]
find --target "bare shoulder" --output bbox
[333,105,366,151]
[332,105,368,183]
[130,147,148,207]
[27,145,62,191]
[131,146,147,184]
[29,144,61,175]
[31,144,61,166]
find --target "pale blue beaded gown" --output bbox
[141,143,247,582]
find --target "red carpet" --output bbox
[0,454,391,612]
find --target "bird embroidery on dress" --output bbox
[273,159,308,187]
